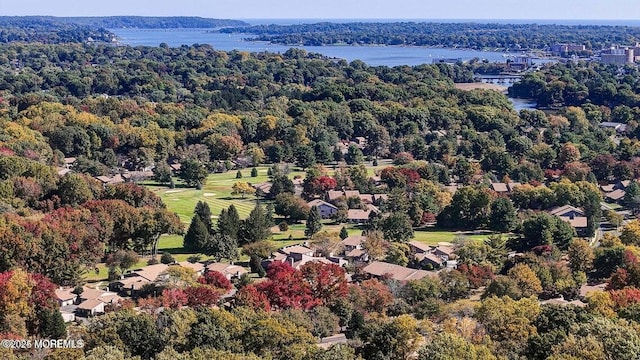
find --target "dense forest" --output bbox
[1,19,640,359]
[221,21,640,51]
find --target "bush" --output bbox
[147,257,159,265]
[278,221,289,231]
[236,170,243,178]
[251,167,258,177]
[160,252,175,264]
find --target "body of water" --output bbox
[111,28,510,67]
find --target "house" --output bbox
[56,167,72,176]
[122,170,154,183]
[129,264,170,283]
[408,241,431,255]
[169,163,182,172]
[362,261,436,282]
[342,235,366,253]
[615,180,631,190]
[408,241,454,269]
[415,252,445,269]
[606,189,626,202]
[347,208,378,224]
[110,264,170,295]
[579,283,607,298]
[76,299,105,317]
[342,235,368,262]
[55,287,77,307]
[433,245,455,261]
[490,182,509,193]
[599,122,628,133]
[600,184,615,193]
[177,261,205,276]
[95,174,125,185]
[548,205,588,236]
[490,182,521,193]
[206,262,249,280]
[63,157,77,169]
[75,286,121,316]
[268,245,339,270]
[59,306,76,323]
[327,189,361,202]
[254,182,273,197]
[307,199,338,219]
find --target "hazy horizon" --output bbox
[0,0,638,21]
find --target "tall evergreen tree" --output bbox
[305,206,323,238]
[218,205,241,240]
[183,215,209,252]
[239,205,272,245]
[206,232,239,262]
[194,201,213,233]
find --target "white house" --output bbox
[307,199,338,219]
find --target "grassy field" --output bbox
[148,167,305,223]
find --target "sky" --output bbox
[0,0,638,20]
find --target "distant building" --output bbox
[601,47,634,65]
[551,43,586,56]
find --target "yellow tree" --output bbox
[620,220,640,246]
[567,239,594,272]
[232,182,255,199]
[508,263,542,298]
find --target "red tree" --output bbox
[235,285,271,311]
[300,262,348,306]
[256,262,318,310]
[161,288,188,309]
[198,271,232,292]
[184,285,221,307]
[458,264,495,289]
[610,288,640,309]
[351,279,394,314]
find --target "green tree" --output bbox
[153,162,173,185]
[345,145,364,165]
[217,205,241,241]
[251,167,259,177]
[179,158,208,188]
[239,205,272,245]
[489,197,518,232]
[305,206,323,238]
[194,201,213,233]
[207,232,239,262]
[376,212,414,242]
[339,227,349,240]
[295,145,316,170]
[183,215,209,252]
[57,173,94,206]
[385,243,410,266]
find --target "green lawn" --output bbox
[148,166,305,223]
[413,228,503,245]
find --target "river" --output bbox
[110,28,511,67]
